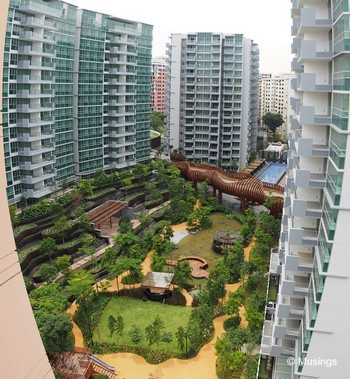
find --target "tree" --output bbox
[207,274,227,305]
[115,315,125,341]
[101,247,117,269]
[145,315,165,346]
[108,315,117,337]
[40,237,57,263]
[173,261,192,290]
[77,179,93,196]
[19,196,27,211]
[53,215,72,244]
[262,112,284,141]
[92,169,110,186]
[56,255,71,280]
[151,111,166,133]
[113,231,140,255]
[66,270,95,301]
[109,258,129,294]
[30,283,69,317]
[62,178,69,194]
[161,331,173,351]
[224,291,244,319]
[132,163,148,179]
[118,215,133,234]
[36,313,73,355]
[129,324,143,346]
[36,263,58,284]
[175,326,186,353]
[215,337,246,378]
[9,205,17,225]
[151,253,166,272]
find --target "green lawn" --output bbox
[166,212,242,287]
[94,296,192,352]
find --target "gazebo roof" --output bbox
[141,272,174,290]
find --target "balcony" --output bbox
[298,8,332,33]
[18,46,55,57]
[19,156,55,170]
[17,60,55,70]
[21,169,55,184]
[17,74,54,84]
[297,40,332,62]
[271,338,295,357]
[289,114,301,131]
[17,89,54,98]
[276,294,304,319]
[19,0,61,18]
[18,143,55,156]
[17,117,54,128]
[19,31,56,44]
[17,103,54,113]
[289,226,318,246]
[260,320,274,355]
[291,58,303,72]
[296,73,332,92]
[17,130,54,142]
[294,132,329,158]
[270,251,282,275]
[21,16,57,30]
[291,198,322,219]
[293,168,326,189]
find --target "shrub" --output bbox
[223,316,241,331]
[13,223,37,238]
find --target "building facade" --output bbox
[0,0,54,377]
[166,32,259,169]
[258,73,293,139]
[2,0,153,204]
[151,56,167,113]
[260,0,350,378]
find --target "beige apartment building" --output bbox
[0,0,54,377]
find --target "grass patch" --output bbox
[166,212,241,287]
[94,296,192,353]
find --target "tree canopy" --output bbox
[151,111,166,133]
[262,112,284,139]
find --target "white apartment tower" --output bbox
[259,73,293,139]
[166,33,259,169]
[260,0,350,378]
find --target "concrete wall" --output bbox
[0,1,54,377]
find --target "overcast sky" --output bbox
[67,0,292,74]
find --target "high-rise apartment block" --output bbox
[166,33,259,169]
[2,0,153,204]
[152,56,167,113]
[260,0,350,378]
[258,73,293,139]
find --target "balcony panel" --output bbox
[298,8,332,33]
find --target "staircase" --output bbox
[92,362,118,379]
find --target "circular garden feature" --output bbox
[212,231,240,254]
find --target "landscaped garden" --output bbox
[166,212,242,287]
[10,158,282,378]
[93,297,192,353]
